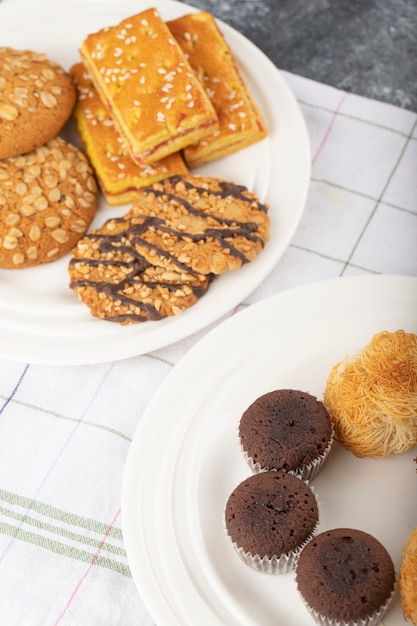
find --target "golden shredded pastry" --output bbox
[323,330,417,457]
[399,526,417,625]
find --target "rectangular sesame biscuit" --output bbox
[167,11,268,169]
[70,62,188,206]
[80,8,219,165]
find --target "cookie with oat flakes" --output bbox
[0,47,76,159]
[0,137,98,269]
[126,174,270,275]
[68,215,211,324]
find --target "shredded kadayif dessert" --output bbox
[323,329,417,457]
[399,526,417,625]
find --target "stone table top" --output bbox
[182,0,417,112]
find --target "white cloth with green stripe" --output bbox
[0,70,416,625]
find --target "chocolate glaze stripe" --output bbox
[70,265,209,324]
[168,175,269,213]
[70,277,163,323]
[128,217,264,272]
[140,175,268,224]
[129,229,201,274]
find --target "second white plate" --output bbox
[122,274,417,625]
[0,0,310,364]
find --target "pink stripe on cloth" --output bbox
[312,92,348,165]
[53,508,121,625]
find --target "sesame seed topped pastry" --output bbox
[70,62,189,206]
[167,11,268,168]
[126,174,270,275]
[0,47,76,160]
[79,8,219,165]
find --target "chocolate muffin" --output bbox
[296,528,396,625]
[239,389,333,481]
[224,471,319,574]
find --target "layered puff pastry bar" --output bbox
[167,11,268,168]
[79,8,219,165]
[70,62,188,206]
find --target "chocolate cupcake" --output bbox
[239,389,333,481]
[296,528,396,626]
[224,471,319,574]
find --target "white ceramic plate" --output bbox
[122,274,417,625]
[0,0,310,365]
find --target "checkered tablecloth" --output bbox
[0,5,416,626]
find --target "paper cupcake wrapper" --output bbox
[230,531,316,574]
[241,425,334,482]
[299,584,395,626]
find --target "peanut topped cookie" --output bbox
[0,137,98,269]
[0,47,76,159]
[69,215,211,324]
[126,175,270,275]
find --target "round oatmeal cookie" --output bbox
[0,137,98,269]
[126,174,270,275]
[69,215,212,324]
[0,47,76,159]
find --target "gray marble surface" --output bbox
[182,0,417,113]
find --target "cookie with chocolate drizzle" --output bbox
[126,174,269,275]
[68,215,211,324]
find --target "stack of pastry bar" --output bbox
[72,7,268,205]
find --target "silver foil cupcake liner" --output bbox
[241,423,334,483]
[230,530,317,574]
[298,580,395,626]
